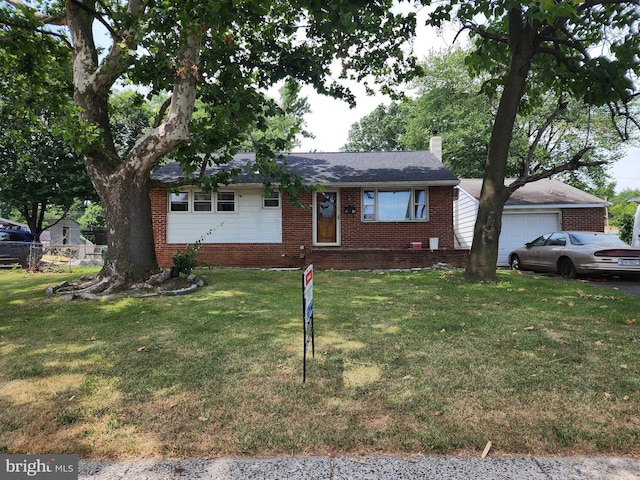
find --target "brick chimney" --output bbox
[429,136,442,161]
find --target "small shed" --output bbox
[49,219,83,245]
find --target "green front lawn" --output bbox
[0,267,638,458]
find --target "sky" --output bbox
[289,6,640,194]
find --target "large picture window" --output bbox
[362,188,428,222]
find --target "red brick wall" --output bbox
[333,187,455,249]
[151,186,465,269]
[150,189,171,266]
[561,207,605,232]
[307,248,469,269]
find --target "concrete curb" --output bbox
[79,455,640,479]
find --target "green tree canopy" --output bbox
[343,47,626,193]
[0,21,95,239]
[343,102,411,152]
[2,0,420,290]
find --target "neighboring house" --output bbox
[150,139,470,270]
[454,178,607,266]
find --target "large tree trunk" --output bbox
[90,164,159,290]
[464,10,537,281]
[65,0,200,291]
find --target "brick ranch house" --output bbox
[150,139,470,270]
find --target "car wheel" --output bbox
[559,258,577,279]
[510,254,522,271]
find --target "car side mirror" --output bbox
[525,243,533,249]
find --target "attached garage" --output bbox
[498,212,560,266]
[454,179,607,267]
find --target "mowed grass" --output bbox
[0,267,638,459]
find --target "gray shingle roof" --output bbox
[458,178,607,207]
[152,151,459,186]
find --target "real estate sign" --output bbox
[302,264,315,384]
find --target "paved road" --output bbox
[526,270,640,296]
[78,455,640,480]
[581,276,640,296]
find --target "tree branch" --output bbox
[153,97,172,129]
[509,146,603,192]
[463,21,509,44]
[127,29,202,172]
[522,98,569,177]
[577,0,640,14]
[5,0,67,25]
[68,0,117,39]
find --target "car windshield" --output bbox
[568,233,626,246]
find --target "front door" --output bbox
[315,191,339,244]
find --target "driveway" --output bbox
[581,276,640,296]
[511,269,640,296]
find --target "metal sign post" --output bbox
[302,264,315,384]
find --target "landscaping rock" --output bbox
[148,270,170,286]
[45,270,204,300]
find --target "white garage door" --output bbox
[497,212,560,266]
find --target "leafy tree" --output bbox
[609,189,640,240]
[618,213,635,244]
[2,0,419,291]
[344,48,624,192]
[343,102,411,152]
[237,79,314,152]
[421,1,640,281]
[109,90,155,158]
[77,201,106,230]
[0,23,95,239]
[403,48,505,178]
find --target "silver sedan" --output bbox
[508,231,640,279]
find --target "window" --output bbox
[262,191,281,208]
[414,189,427,220]
[547,232,566,246]
[194,192,212,212]
[216,191,236,212]
[170,192,189,212]
[362,188,428,222]
[169,189,238,213]
[530,234,550,246]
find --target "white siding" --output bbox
[167,188,282,244]
[49,219,84,245]
[453,188,477,249]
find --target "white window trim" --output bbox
[215,190,238,214]
[362,187,429,222]
[261,191,281,209]
[193,191,213,212]
[168,188,238,214]
[169,191,190,212]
